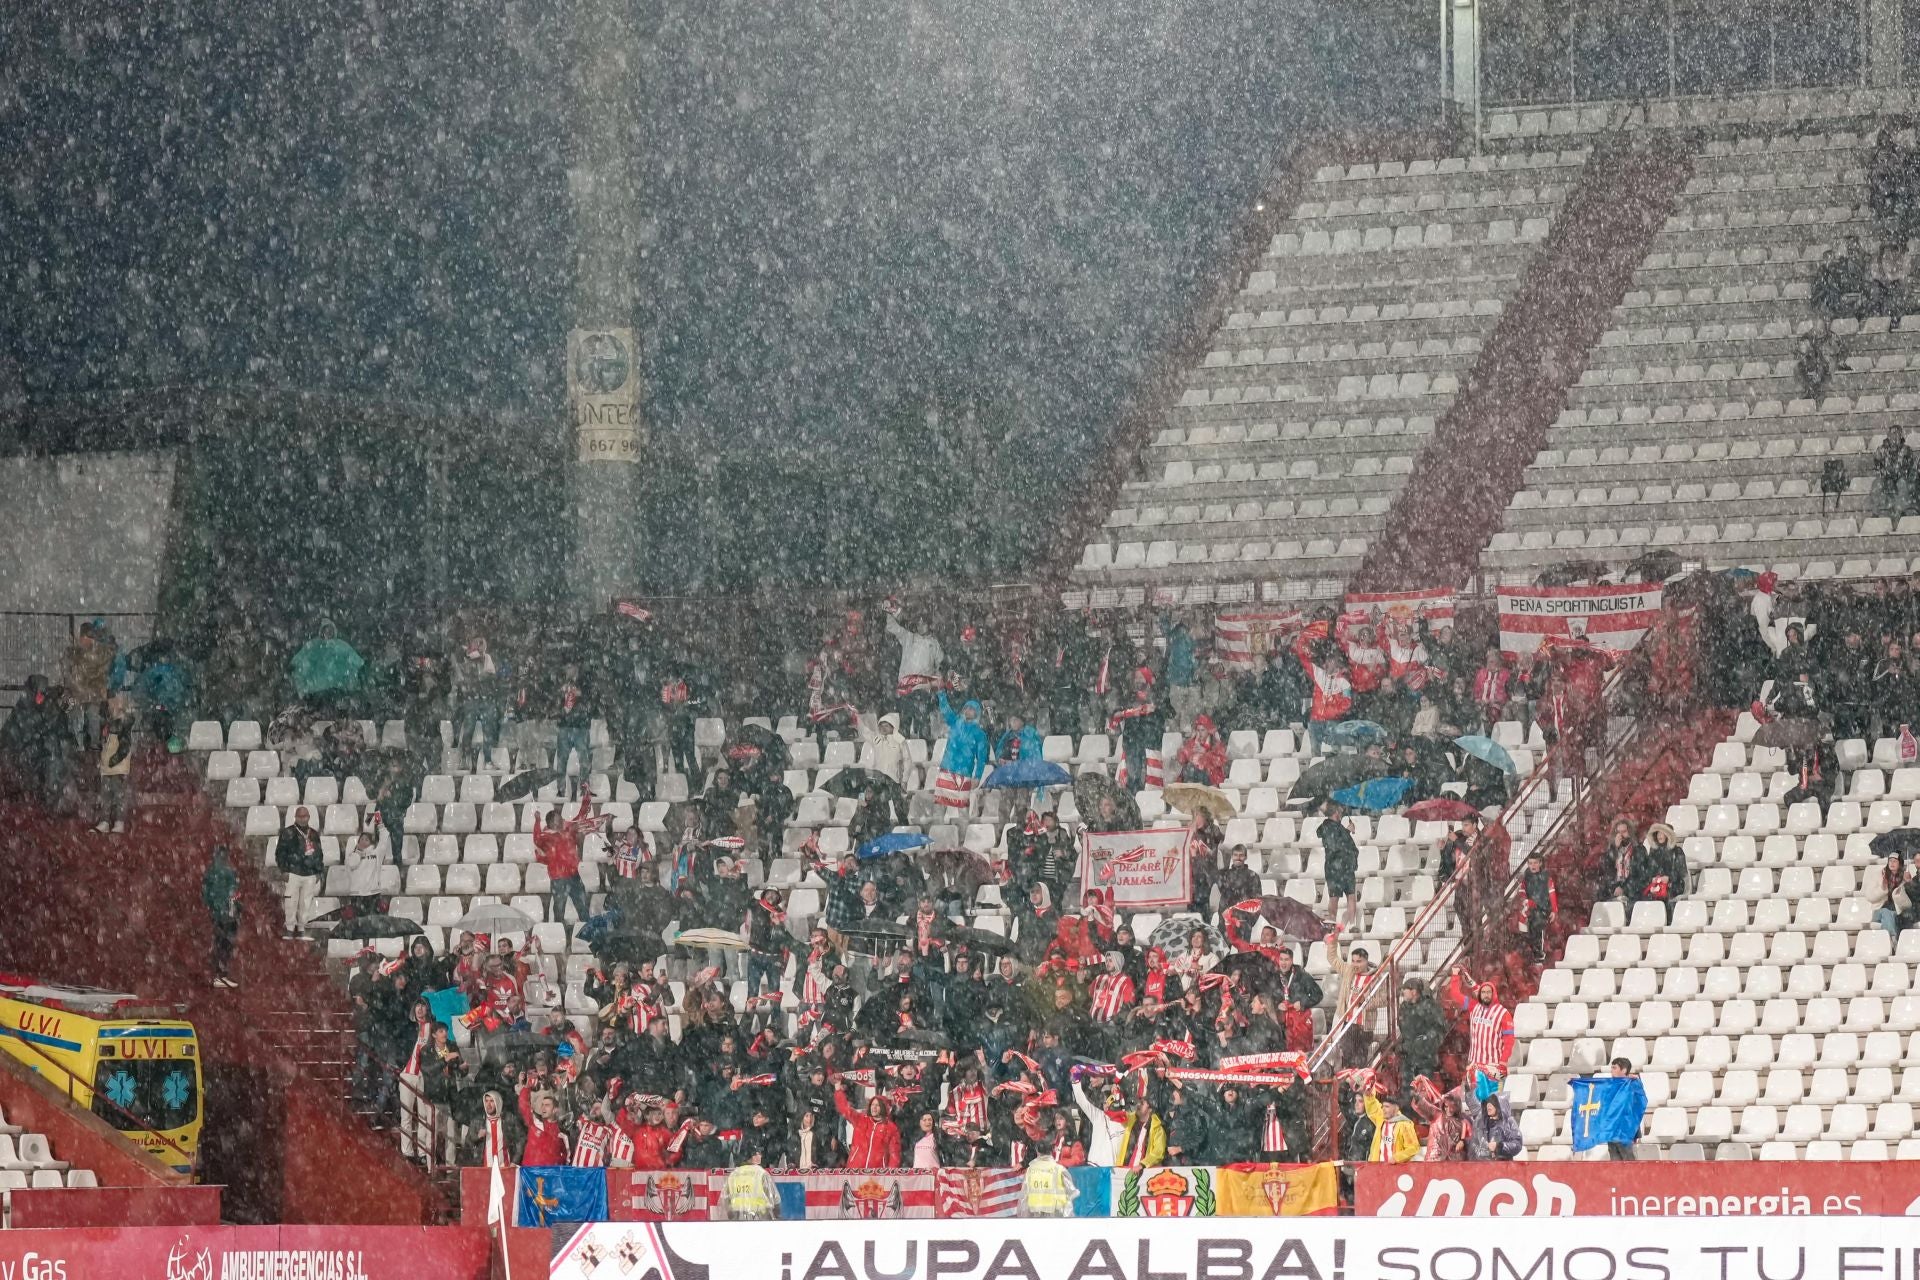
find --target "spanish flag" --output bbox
[1214,1162,1339,1217]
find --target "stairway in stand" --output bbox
[0,798,446,1223]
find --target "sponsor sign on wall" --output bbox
[1356,1160,1920,1217]
[0,1225,488,1280]
[549,1215,1920,1280]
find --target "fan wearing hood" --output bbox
[860,713,910,785]
[933,692,990,812]
[1465,1091,1523,1161]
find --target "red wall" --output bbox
[0,798,442,1223]
[1350,136,1696,592]
[9,1184,223,1228]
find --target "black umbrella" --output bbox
[1751,717,1821,751]
[727,723,789,777]
[896,1028,953,1049]
[1214,952,1276,984]
[1623,549,1683,583]
[1073,772,1141,832]
[943,925,1014,955]
[820,766,905,808]
[495,767,558,803]
[839,919,913,940]
[1871,829,1920,857]
[1291,753,1389,800]
[1534,560,1611,587]
[330,914,425,940]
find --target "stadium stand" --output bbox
[1488,130,1920,580]
[1072,147,1592,596]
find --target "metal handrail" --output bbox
[1305,663,1633,1077]
[353,1041,460,1173]
[1,1025,198,1172]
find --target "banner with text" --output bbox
[569,327,643,463]
[549,1216,1920,1280]
[1356,1159,1920,1217]
[1343,587,1455,628]
[1076,828,1193,911]
[1497,582,1663,656]
[1213,609,1304,669]
[0,1225,489,1280]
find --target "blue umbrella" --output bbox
[1453,735,1517,775]
[984,758,1073,790]
[1331,776,1415,811]
[1320,719,1386,748]
[857,832,932,861]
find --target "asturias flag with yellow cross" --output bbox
[1570,1075,1648,1152]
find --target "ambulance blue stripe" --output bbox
[99,1028,194,1040]
[0,1026,83,1053]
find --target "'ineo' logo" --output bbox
[1376,1172,1576,1216]
[164,1235,214,1280]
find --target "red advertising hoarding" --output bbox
[0,1224,490,1279]
[1356,1161,1920,1217]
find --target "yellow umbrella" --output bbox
[1162,783,1237,820]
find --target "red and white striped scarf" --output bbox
[947,1084,989,1131]
[1090,973,1134,1022]
[572,1119,628,1168]
[896,673,941,698]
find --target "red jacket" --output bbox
[834,1088,902,1168]
[534,794,593,881]
[518,1086,570,1166]
[618,1115,676,1169]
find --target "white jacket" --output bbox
[862,714,911,782]
[1072,1077,1124,1168]
[346,828,391,896]
[885,616,943,685]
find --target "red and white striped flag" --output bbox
[1214,609,1305,670]
[769,1171,937,1219]
[1342,587,1454,627]
[933,769,977,809]
[1114,749,1162,791]
[1496,583,1663,657]
[614,600,653,623]
[935,1168,1024,1218]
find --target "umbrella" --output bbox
[896,1028,953,1049]
[1148,915,1223,954]
[1162,783,1237,820]
[1534,559,1610,587]
[330,913,425,940]
[673,927,750,951]
[1291,753,1389,800]
[858,832,932,861]
[1405,797,1479,823]
[838,920,913,942]
[1624,549,1683,583]
[1073,772,1142,832]
[984,758,1073,790]
[495,768,558,803]
[942,925,1014,955]
[1751,717,1821,751]
[1453,735,1517,775]
[1871,829,1920,857]
[1223,895,1335,943]
[1319,720,1385,748]
[727,723,784,763]
[1215,952,1278,983]
[456,904,535,935]
[820,766,905,804]
[1331,775,1415,811]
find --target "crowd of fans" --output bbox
[18,569,1891,1175]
